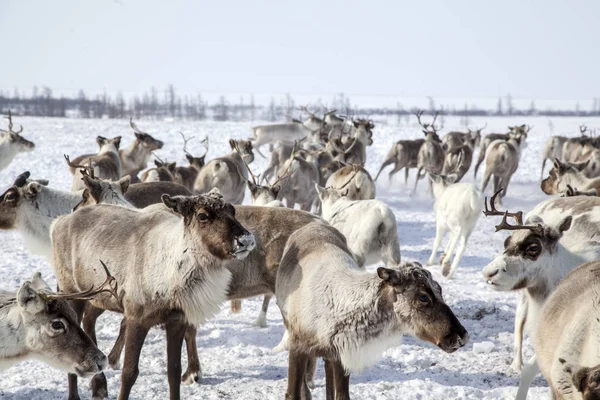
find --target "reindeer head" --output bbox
[130,118,164,151]
[247,181,280,205]
[161,191,255,260]
[229,139,254,165]
[73,174,131,211]
[564,361,600,400]
[377,262,469,353]
[352,118,374,145]
[1,111,35,152]
[96,136,121,153]
[542,158,591,195]
[0,172,49,230]
[481,190,572,292]
[14,268,117,376]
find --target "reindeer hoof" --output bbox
[230,300,242,314]
[253,316,268,328]
[181,370,202,385]
[306,379,316,390]
[426,259,435,267]
[509,361,523,374]
[442,262,451,277]
[90,374,108,400]
[438,253,447,265]
[108,355,121,370]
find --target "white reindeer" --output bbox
[480,195,600,398]
[0,111,35,172]
[426,166,483,279]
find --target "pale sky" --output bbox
[1,0,599,101]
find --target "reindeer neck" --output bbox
[120,140,151,171]
[0,298,28,364]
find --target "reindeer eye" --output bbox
[417,294,430,304]
[197,213,209,221]
[4,192,17,201]
[526,243,540,254]
[51,320,65,331]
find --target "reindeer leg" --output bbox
[386,163,402,183]
[165,317,186,400]
[332,359,350,400]
[181,325,202,384]
[446,230,469,279]
[82,305,109,399]
[404,166,410,185]
[67,300,87,400]
[411,167,424,195]
[108,317,127,370]
[374,159,394,181]
[324,359,335,400]
[510,295,528,374]
[442,228,460,278]
[253,295,271,328]
[285,345,311,400]
[481,170,492,194]
[427,222,446,266]
[305,356,317,389]
[118,320,150,400]
[273,329,290,352]
[540,158,547,181]
[516,356,539,400]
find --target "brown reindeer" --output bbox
[413,111,445,194]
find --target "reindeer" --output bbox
[0,171,191,258]
[426,161,483,278]
[442,123,485,152]
[473,124,530,179]
[324,164,375,201]
[480,133,523,199]
[481,193,600,385]
[441,140,475,183]
[299,105,325,132]
[277,143,320,211]
[140,159,176,183]
[50,191,256,400]
[0,268,114,383]
[193,139,254,204]
[374,138,424,183]
[261,141,295,184]
[522,261,600,400]
[276,223,469,400]
[327,119,373,166]
[0,111,35,171]
[250,121,319,158]
[315,183,401,269]
[541,158,600,197]
[172,133,208,191]
[540,135,568,180]
[70,203,325,396]
[561,125,593,164]
[413,111,445,194]
[67,136,122,191]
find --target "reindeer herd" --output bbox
[1,107,600,399]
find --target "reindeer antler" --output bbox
[3,111,24,135]
[40,260,118,301]
[130,117,147,135]
[233,143,260,185]
[580,125,588,135]
[179,132,195,157]
[64,155,95,179]
[300,105,315,118]
[483,189,542,232]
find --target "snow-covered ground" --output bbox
[1,116,599,399]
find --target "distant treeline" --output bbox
[1,86,600,121]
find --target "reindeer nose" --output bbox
[95,354,108,371]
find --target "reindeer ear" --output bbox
[229,139,236,150]
[272,184,281,199]
[167,163,176,173]
[113,136,122,149]
[24,181,41,198]
[118,176,131,194]
[154,160,163,168]
[377,267,402,285]
[315,184,326,198]
[247,180,258,193]
[553,158,564,172]
[575,160,590,172]
[17,281,44,312]
[445,174,458,184]
[30,272,52,292]
[558,216,572,233]
[185,154,194,164]
[34,179,49,186]
[96,136,108,146]
[161,195,194,218]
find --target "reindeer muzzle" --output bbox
[231,233,256,260]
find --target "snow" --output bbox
[1,115,599,399]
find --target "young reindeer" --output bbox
[426,156,483,278]
[276,223,469,400]
[277,143,320,211]
[526,261,600,400]
[50,191,256,400]
[540,135,568,180]
[481,133,523,200]
[68,136,122,191]
[193,139,255,204]
[0,268,114,380]
[481,193,600,384]
[141,158,176,183]
[0,111,35,172]
[120,118,165,180]
[473,124,530,179]
[413,111,445,194]
[316,179,401,269]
